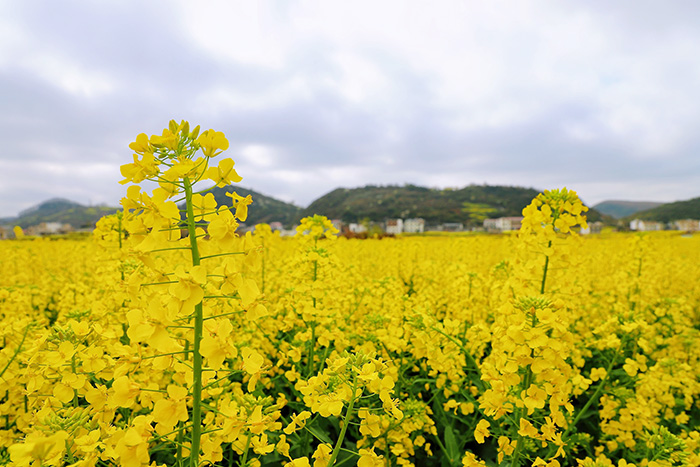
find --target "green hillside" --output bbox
[593,200,663,219]
[3,188,302,232]
[207,186,302,228]
[8,198,119,229]
[625,197,700,223]
[4,184,614,233]
[302,184,607,226]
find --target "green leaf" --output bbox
[306,423,333,445]
[444,425,461,466]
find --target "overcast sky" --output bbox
[1,1,699,217]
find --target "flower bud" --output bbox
[190,125,200,140]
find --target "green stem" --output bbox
[306,325,317,378]
[431,430,451,464]
[540,240,552,295]
[149,247,192,253]
[509,370,533,467]
[140,350,190,360]
[429,326,484,392]
[510,309,539,467]
[631,255,643,310]
[199,251,245,260]
[555,352,618,450]
[176,422,184,467]
[118,213,124,281]
[117,212,123,249]
[202,310,244,320]
[327,374,358,467]
[509,429,526,467]
[184,177,204,467]
[0,322,31,379]
[71,354,78,407]
[261,237,266,294]
[239,433,252,467]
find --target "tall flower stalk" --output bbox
[119,120,259,467]
[476,188,589,467]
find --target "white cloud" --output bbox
[29,55,116,99]
[179,1,292,69]
[239,144,278,169]
[0,10,116,99]
[329,52,391,106]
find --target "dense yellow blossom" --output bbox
[1,226,698,466]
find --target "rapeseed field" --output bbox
[1,122,697,467]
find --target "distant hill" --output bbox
[302,184,607,226]
[624,197,700,223]
[593,200,664,219]
[2,188,302,232]
[205,186,302,228]
[3,184,614,232]
[2,198,119,229]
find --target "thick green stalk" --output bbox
[307,244,319,377]
[239,434,253,467]
[0,322,31,379]
[544,352,619,460]
[512,283,543,467]
[509,364,534,467]
[118,212,124,281]
[117,212,123,250]
[540,240,552,295]
[184,178,204,467]
[261,237,266,294]
[306,325,317,378]
[327,374,358,466]
[176,422,184,467]
[630,255,643,311]
[429,326,483,392]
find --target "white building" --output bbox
[673,219,700,232]
[404,218,425,233]
[442,222,464,232]
[348,223,367,234]
[385,219,403,234]
[26,222,73,236]
[580,221,603,235]
[484,217,523,232]
[331,219,344,232]
[630,219,663,231]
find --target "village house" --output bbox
[403,218,425,233]
[441,222,464,232]
[673,219,700,232]
[26,222,73,236]
[630,219,664,231]
[268,221,284,232]
[580,221,604,235]
[331,219,343,232]
[483,216,523,232]
[385,219,403,234]
[347,223,367,234]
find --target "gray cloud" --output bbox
[1,0,699,217]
